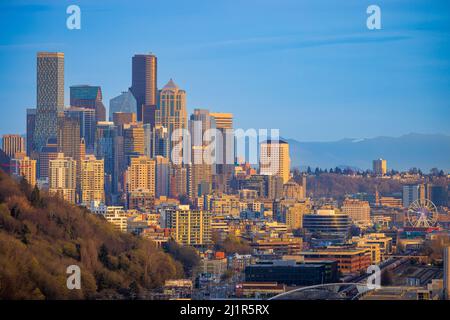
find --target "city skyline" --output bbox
[1,0,449,141]
[0,1,449,304]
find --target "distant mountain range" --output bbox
[286,133,450,172]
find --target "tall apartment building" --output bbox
[34,52,64,153]
[155,156,170,198]
[49,153,77,203]
[10,155,37,186]
[130,54,157,123]
[80,155,105,205]
[260,139,290,184]
[2,134,25,158]
[70,85,106,122]
[165,205,212,246]
[125,156,155,196]
[373,158,387,175]
[341,198,371,225]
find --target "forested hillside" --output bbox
[0,170,184,299]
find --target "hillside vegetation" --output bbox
[0,170,184,299]
[302,173,403,199]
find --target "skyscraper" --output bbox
[109,90,137,121]
[155,79,187,159]
[210,112,234,192]
[123,122,145,159]
[64,107,96,153]
[95,121,118,200]
[70,85,106,122]
[26,108,36,157]
[151,125,170,158]
[80,155,105,205]
[34,52,64,153]
[57,116,83,161]
[188,109,214,198]
[1,134,25,159]
[155,156,170,198]
[260,139,291,184]
[130,54,157,123]
[49,153,77,203]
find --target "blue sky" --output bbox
[0,0,449,141]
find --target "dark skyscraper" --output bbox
[65,107,96,153]
[130,54,157,124]
[70,85,106,122]
[33,52,64,153]
[26,108,36,157]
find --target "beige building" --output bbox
[165,205,212,246]
[2,134,25,158]
[49,153,77,203]
[80,155,105,205]
[379,196,403,208]
[10,155,37,186]
[206,194,241,217]
[277,199,311,230]
[126,156,155,196]
[259,140,290,184]
[341,198,371,225]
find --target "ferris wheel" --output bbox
[406,199,438,228]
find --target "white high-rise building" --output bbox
[259,139,290,184]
